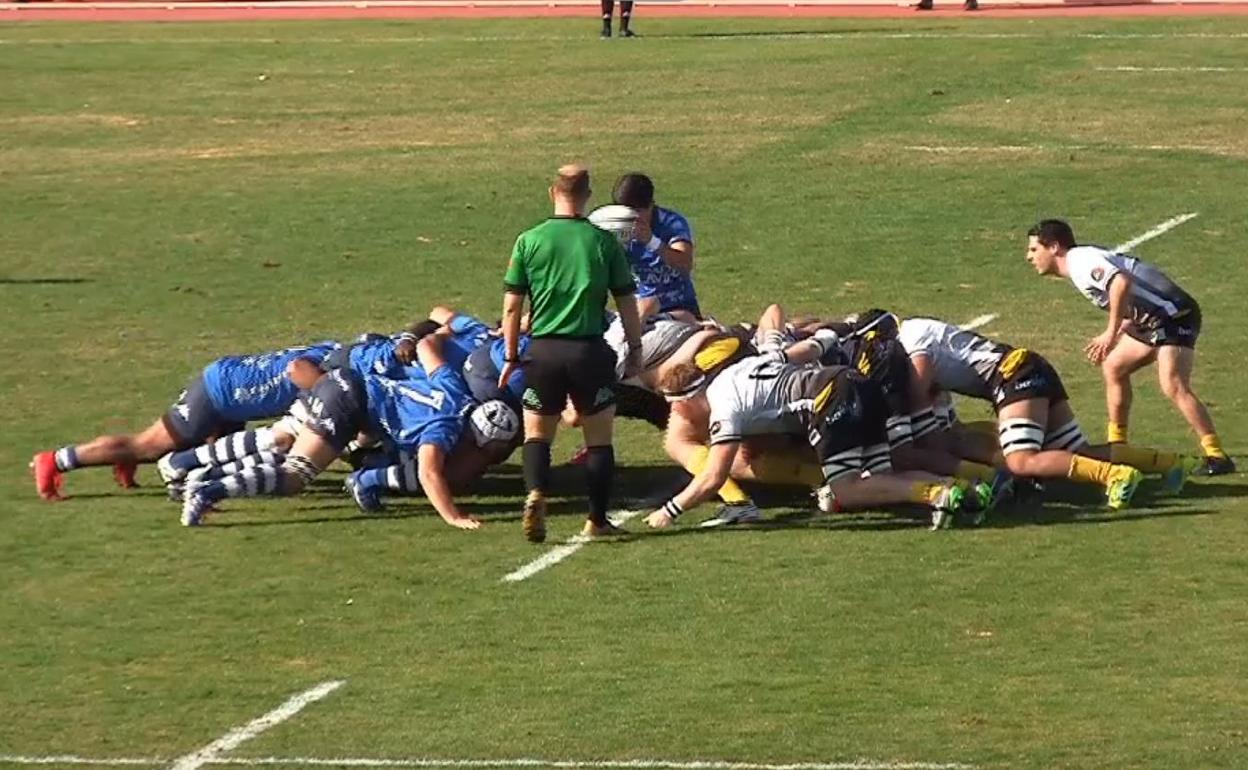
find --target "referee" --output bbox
[498,164,644,543]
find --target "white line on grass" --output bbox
[4,32,1248,46]
[959,314,997,330]
[167,681,345,770]
[1115,212,1198,252]
[1097,65,1248,73]
[501,510,643,583]
[902,144,1235,155]
[0,757,974,770]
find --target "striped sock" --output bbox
[197,451,284,481]
[54,447,80,472]
[358,458,420,494]
[199,464,285,502]
[178,428,275,472]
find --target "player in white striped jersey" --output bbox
[647,313,980,530]
[898,316,1184,509]
[1026,219,1232,475]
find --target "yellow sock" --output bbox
[1067,455,1115,485]
[751,450,824,487]
[1107,422,1128,444]
[955,460,997,482]
[1200,434,1228,459]
[909,482,944,505]
[1109,444,1177,473]
[685,445,751,504]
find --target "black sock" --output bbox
[600,0,614,27]
[522,440,552,497]
[585,445,615,526]
[620,1,633,30]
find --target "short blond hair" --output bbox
[553,164,591,200]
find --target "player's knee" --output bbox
[273,431,296,452]
[1003,451,1037,477]
[279,454,320,495]
[1101,359,1130,381]
[1159,376,1189,402]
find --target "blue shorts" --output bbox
[303,369,369,453]
[163,374,235,447]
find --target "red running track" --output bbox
[3,1,1248,21]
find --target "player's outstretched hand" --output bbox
[645,509,676,529]
[445,515,482,531]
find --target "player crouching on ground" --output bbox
[791,308,1009,498]
[180,333,517,529]
[31,340,339,501]
[898,316,1192,510]
[648,309,990,531]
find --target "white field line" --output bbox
[903,144,1235,154]
[4,32,1248,46]
[1097,65,1248,73]
[959,314,997,330]
[1115,212,1198,252]
[501,510,643,583]
[0,757,974,770]
[167,681,345,770]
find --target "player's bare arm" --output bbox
[1085,273,1130,364]
[417,443,481,530]
[647,440,738,528]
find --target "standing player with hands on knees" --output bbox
[499,164,646,543]
[1026,219,1233,476]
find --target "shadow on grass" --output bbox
[0,277,92,285]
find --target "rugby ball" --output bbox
[588,205,640,246]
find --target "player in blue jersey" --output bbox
[31,341,338,501]
[612,173,699,318]
[180,333,517,528]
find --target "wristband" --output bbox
[646,235,663,253]
[504,356,522,364]
[662,499,684,519]
[628,340,643,351]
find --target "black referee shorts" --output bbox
[522,337,618,417]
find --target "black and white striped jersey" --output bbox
[898,317,1011,401]
[1066,245,1197,327]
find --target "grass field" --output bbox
[2,15,1247,770]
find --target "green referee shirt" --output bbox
[504,216,636,338]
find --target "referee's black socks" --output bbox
[522,440,552,498]
[600,0,613,32]
[585,445,615,527]
[619,1,633,32]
